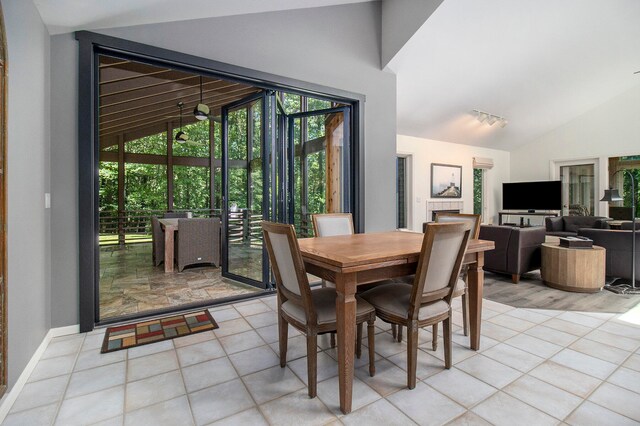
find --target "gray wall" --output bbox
[2,0,51,387]
[50,2,397,327]
[381,0,443,68]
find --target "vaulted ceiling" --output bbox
[34,0,640,151]
[34,0,373,35]
[388,0,640,150]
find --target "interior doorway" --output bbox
[80,33,363,330]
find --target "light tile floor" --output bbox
[4,295,640,425]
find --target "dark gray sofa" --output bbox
[545,216,610,237]
[578,228,639,284]
[479,225,546,283]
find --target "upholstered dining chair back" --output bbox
[263,222,315,320]
[411,223,471,312]
[151,216,164,267]
[312,213,354,237]
[435,213,481,239]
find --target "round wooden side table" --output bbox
[541,243,606,293]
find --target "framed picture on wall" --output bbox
[431,163,462,198]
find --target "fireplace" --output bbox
[432,209,461,221]
[426,201,464,227]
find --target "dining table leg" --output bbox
[335,271,357,414]
[466,252,485,351]
[164,224,176,273]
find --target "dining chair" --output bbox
[431,213,480,349]
[360,222,471,389]
[262,221,376,398]
[312,213,400,344]
[393,213,480,346]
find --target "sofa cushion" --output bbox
[547,231,578,238]
[562,216,609,233]
[563,216,595,233]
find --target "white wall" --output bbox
[2,0,51,387]
[511,84,640,217]
[49,2,397,327]
[397,135,510,231]
[381,0,443,68]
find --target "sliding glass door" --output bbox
[559,164,595,216]
[221,94,352,285]
[286,107,351,236]
[221,92,271,287]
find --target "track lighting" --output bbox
[472,110,507,128]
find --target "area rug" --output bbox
[101,310,219,353]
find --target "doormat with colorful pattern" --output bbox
[101,310,219,353]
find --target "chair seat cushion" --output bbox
[281,288,375,325]
[360,283,449,322]
[392,276,465,297]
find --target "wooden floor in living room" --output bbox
[484,271,640,313]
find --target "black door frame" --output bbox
[76,31,365,332]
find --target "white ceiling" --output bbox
[388,0,640,150]
[34,0,372,35]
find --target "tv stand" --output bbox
[499,211,559,226]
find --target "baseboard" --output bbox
[0,324,80,422]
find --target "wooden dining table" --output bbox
[297,231,494,414]
[158,218,179,273]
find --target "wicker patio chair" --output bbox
[163,211,189,219]
[151,215,164,267]
[176,218,220,272]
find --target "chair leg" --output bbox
[462,293,469,337]
[356,323,363,359]
[307,332,318,398]
[443,316,452,369]
[431,323,438,351]
[391,324,397,340]
[397,325,403,342]
[278,316,288,368]
[407,322,418,389]
[330,332,336,348]
[367,318,376,377]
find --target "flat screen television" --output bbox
[502,181,562,211]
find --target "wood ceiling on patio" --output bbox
[98,55,261,145]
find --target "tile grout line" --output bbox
[50,334,87,426]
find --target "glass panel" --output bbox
[173,120,210,157]
[98,161,119,245]
[290,110,349,237]
[559,164,595,216]
[306,97,332,112]
[608,156,640,218]
[473,168,483,217]
[226,101,263,283]
[125,132,167,155]
[397,157,407,229]
[173,165,210,211]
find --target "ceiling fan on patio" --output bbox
[174,102,207,147]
